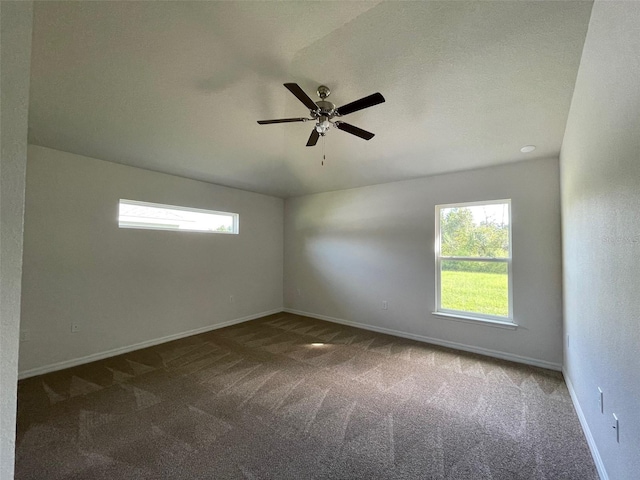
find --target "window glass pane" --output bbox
[119,200,237,233]
[440,203,509,258]
[440,260,508,317]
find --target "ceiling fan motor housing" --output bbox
[314,100,335,116]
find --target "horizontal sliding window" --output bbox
[435,200,512,322]
[118,199,238,234]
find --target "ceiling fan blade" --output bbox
[335,92,385,116]
[335,122,375,140]
[284,83,319,111]
[306,128,320,147]
[257,117,308,125]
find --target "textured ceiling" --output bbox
[28,1,593,198]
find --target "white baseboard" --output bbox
[563,368,608,480]
[18,308,283,380]
[284,308,562,371]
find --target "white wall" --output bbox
[19,146,283,375]
[0,2,33,479]
[560,2,640,479]
[284,157,563,368]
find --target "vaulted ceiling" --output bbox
[28,1,593,198]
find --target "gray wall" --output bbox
[19,146,283,375]
[284,157,563,368]
[0,2,33,479]
[560,1,640,479]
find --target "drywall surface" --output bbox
[19,146,283,374]
[284,157,563,367]
[27,1,593,197]
[0,2,33,478]
[560,1,640,478]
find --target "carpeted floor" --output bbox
[15,313,598,479]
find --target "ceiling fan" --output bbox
[257,83,385,147]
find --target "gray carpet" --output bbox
[16,313,598,479]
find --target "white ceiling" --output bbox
[28,1,593,198]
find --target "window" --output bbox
[435,200,512,324]
[118,199,238,234]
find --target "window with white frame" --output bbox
[435,200,512,323]
[118,199,238,234]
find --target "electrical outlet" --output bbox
[229,295,234,303]
[20,330,30,342]
[71,323,80,333]
[612,414,619,443]
[382,301,388,310]
[598,387,603,413]
[296,288,301,296]
[567,335,570,348]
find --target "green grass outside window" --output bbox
[441,270,508,317]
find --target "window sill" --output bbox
[431,312,518,330]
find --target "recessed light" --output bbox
[520,145,536,153]
[310,343,324,347]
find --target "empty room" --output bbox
[1,1,638,479]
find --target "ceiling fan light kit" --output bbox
[257,83,385,146]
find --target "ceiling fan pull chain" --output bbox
[322,136,325,166]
